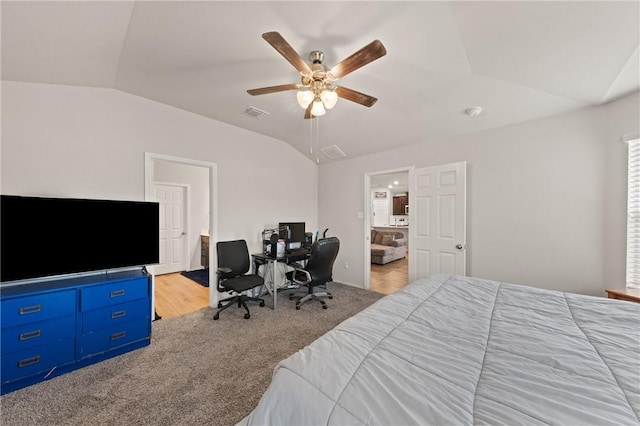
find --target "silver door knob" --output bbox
[455,243,463,250]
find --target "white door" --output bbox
[153,184,187,275]
[409,162,466,282]
[372,196,389,226]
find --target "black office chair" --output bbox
[286,237,340,310]
[214,239,265,320]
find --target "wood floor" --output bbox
[370,256,408,295]
[154,272,210,319]
[155,257,409,319]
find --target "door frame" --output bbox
[144,152,219,314]
[363,166,413,290]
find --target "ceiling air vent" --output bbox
[242,106,270,119]
[320,145,346,160]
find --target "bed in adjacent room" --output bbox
[239,274,640,425]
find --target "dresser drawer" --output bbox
[81,298,150,333]
[1,315,75,355]
[1,290,76,328]
[1,338,75,384]
[78,318,150,359]
[80,277,149,311]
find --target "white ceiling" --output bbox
[370,171,409,192]
[2,1,638,164]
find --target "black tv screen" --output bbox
[1,195,159,283]
[279,222,305,244]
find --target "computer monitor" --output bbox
[279,222,305,250]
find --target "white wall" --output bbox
[1,81,318,258]
[3,81,637,297]
[319,92,639,296]
[154,159,209,271]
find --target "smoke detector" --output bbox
[465,106,482,117]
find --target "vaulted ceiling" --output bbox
[2,1,638,163]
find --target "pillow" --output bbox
[381,234,395,246]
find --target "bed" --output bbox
[239,274,640,425]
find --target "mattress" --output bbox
[239,274,640,425]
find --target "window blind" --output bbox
[626,138,640,288]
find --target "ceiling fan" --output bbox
[247,32,386,119]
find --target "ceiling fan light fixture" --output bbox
[320,89,338,109]
[311,100,326,117]
[248,32,387,120]
[297,90,314,109]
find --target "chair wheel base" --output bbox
[323,305,328,309]
[296,306,301,310]
[213,314,220,320]
[259,301,265,307]
[289,295,294,300]
[328,296,333,299]
[244,313,250,319]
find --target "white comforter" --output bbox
[240,274,640,425]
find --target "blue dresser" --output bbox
[1,269,151,395]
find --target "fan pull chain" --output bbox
[315,117,320,164]
[309,116,313,154]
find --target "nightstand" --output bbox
[606,288,640,304]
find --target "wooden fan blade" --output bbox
[262,32,312,74]
[329,40,386,79]
[336,86,378,107]
[247,83,299,96]
[304,104,316,119]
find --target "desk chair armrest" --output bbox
[290,267,312,284]
[288,261,305,270]
[216,266,232,275]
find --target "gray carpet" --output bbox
[0,283,383,426]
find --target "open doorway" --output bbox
[365,168,411,295]
[144,153,218,320]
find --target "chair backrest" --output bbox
[304,236,340,286]
[216,239,250,279]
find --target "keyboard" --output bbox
[286,248,310,256]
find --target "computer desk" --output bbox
[252,250,310,309]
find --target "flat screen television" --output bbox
[1,195,160,283]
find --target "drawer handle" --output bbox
[110,289,126,298]
[18,355,41,368]
[19,329,42,341]
[111,310,127,319]
[19,304,42,315]
[110,331,126,341]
